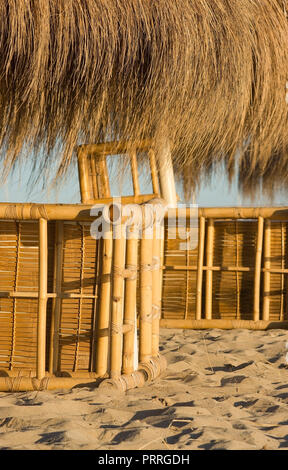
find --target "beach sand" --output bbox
[0,328,288,450]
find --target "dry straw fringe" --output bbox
[0,1,288,196]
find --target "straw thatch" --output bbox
[0,1,288,194]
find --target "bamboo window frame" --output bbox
[77,140,161,204]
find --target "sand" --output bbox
[0,328,288,450]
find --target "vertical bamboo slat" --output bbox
[148,149,160,196]
[73,224,85,372]
[95,225,113,376]
[152,228,162,356]
[110,222,126,378]
[205,219,214,320]
[90,236,101,373]
[235,221,240,319]
[254,216,264,322]
[90,157,99,199]
[77,148,91,203]
[130,150,140,196]
[196,216,205,320]
[37,218,48,380]
[10,222,20,370]
[96,155,111,198]
[139,221,153,364]
[49,221,64,373]
[184,238,190,320]
[280,223,285,321]
[263,219,271,321]
[122,226,139,374]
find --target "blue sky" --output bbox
[0,155,287,207]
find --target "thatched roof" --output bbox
[0,0,288,196]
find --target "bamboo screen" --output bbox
[0,203,165,392]
[0,220,98,373]
[161,210,288,327]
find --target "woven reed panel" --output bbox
[0,221,54,371]
[268,222,288,321]
[162,220,198,320]
[211,221,257,320]
[161,219,259,320]
[57,222,99,372]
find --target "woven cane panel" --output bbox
[0,221,54,371]
[161,219,288,322]
[57,222,99,372]
[211,221,257,320]
[162,221,198,320]
[268,222,288,321]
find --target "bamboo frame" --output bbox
[0,199,167,391]
[90,157,99,199]
[3,199,288,392]
[95,155,111,198]
[205,219,214,320]
[160,319,288,330]
[1,203,288,221]
[77,141,161,204]
[254,216,264,321]
[148,149,160,196]
[110,222,126,378]
[130,150,140,197]
[122,225,138,374]
[263,219,271,321]
[77,148,91,204]
[37,218,48,380]
[139,221,153,364]
[95,225,113,376]
[49,221,64,373]
[280,222,285,321]
[152,227,162,357]
[196,216,205,320]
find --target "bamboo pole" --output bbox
[139,220,153,364]
[184,237,190,320]
[263,219,271,321]
[110,221,126,378]
[49,221,64,374]
[196,216,205,320]
[148,149,160,196]
[163,265,288,274]
[1,203,288,222]
[130,150,140,196]
[160,319,288,330]
[37,218,48,380]
[152,227,162,357]
[235,221,240,319]
[254,216,264,321]
[95,155,111,198]
[171,207,288,221]
[95,224,113,376]
[0,370,101,378]
[205,219,214,320]
[280,223,285,321]
[10,221,20,370]
[0,377,100,392]
[122,225,138,374]
[90,157,99,199]
[156,138,177,207]
[77,148,91,204]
